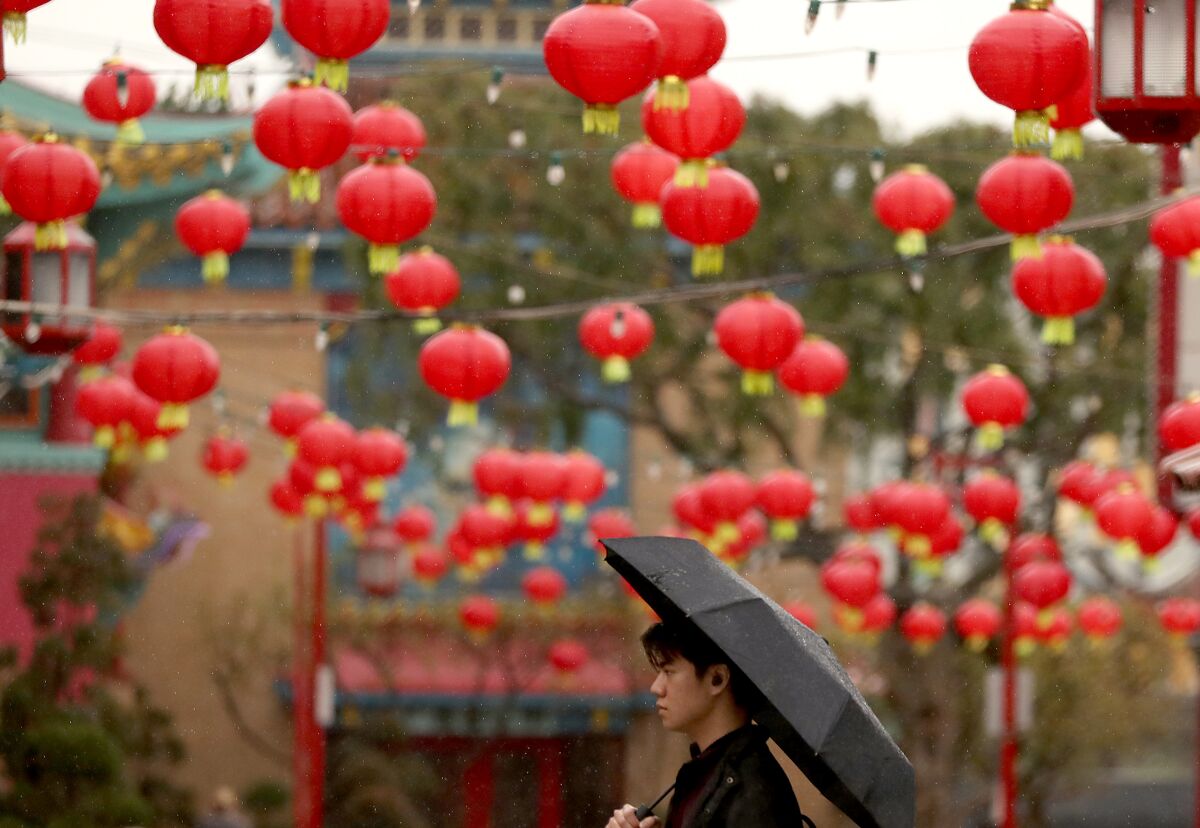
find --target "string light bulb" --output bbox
[868,148,886,183]
[546,151,565,186]
[23,318,40,344]
[408,0,420,13]
[805,0,821,34]
[220,140,235,177]
[907,259,926,294]
[867,50,878,81]
[507,129,526,149]
[487,67,504,105]
[507,284,526,304]
[315,323,330,352]
[773,161,791,182]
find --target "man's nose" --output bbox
[650,674,666,696]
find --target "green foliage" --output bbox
[324,737,444,828]
[241,779,290,828]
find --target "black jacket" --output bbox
[664,724,814,828]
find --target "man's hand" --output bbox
[605,804,660,828]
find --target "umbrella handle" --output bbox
[635,783,675,821]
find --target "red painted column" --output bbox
[1001,544,1017,828]
[464,748,495,828]
[537,741,565,828]
[292,524,312,828]
[1157,144,1183,505]
[310,519,328,828]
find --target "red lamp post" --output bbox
[0,221,95,354]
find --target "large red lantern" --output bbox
[661,164,759,276]
[75,374,137,448]
[561,450,606,521]
[1056,460,1099,507]
[777,337,849,417]
[1077,596,1122,643]
[641,76,745,186]
[1136,504,1178,570]
[542,1,662,135]
[459,595,500,640]
[268,390,324,453]
[153,0,273,99]
[522,566,568,609]
[1160,393,1200,452]
[0,130,27,214]
[548,639,590,678]
[962,472,1021,544]
[1094,484,1154,559]
[127,390,181,462]
[73,322,122,377]
[131,327,220,429]
[1,134,101,250]
[384,247,459,333]
[755,470,815,541]
[174,190,251,284]
[976,153,1074,259]
[1013,559,1071,621]
[900,603,947,654]
[713,293,803,395]
[281,0,389,92]
[1158,598,1200,639]
[610,141,680,228]
[871,165,955,257]
[352,101,426,163]
[578,302,654,383]
[202,431,249,484]
[474,448,523,516]
[961,365,1030,450]
[418,325,510,427]
[253,80,353,204]
[967,1,1089,147]
[1150,196,1200,278]
[672,484,716,537]
[353,427,408,501]
[82,58,157,146]
[893,483,951,558]
[861,593,897,637]
[629,0,724,110]
[336,155,436,274]
[296,414,357,493]
[587,508,636,554]
[392,504,436,546]
[954,599,1002,652]
[1011,236,1106,345]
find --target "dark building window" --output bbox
[460,15,482,39]
[424,15,445,39]
[532,17,551,40]
[497,16,518,41]
[388,15,409,38]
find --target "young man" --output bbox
[606,621,813,828]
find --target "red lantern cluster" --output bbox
[354,427,409,501]
[1077,596,1121,644]
[267,390,325,455]
[1011,236,1106,345]
[561,450,607,521]
[282,0,389,92]
[610,141,679,228]
[202,431,249,484]
[174,190,251,284]
[871,165,954,257]
[418,325,511,427]
[82,58,157,146]
[254,80,353,204]
[820,546,881,632]
[578,302,655,384]
[153,0,273,99]
[1046,5,1093,162]
[1159,598,1200,639]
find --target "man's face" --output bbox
[649,655,718,735]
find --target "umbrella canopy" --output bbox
[604,535,914,828]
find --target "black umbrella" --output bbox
[604,535,914,828]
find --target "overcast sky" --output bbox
[3,0,1106,139]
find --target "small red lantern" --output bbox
[954,599,1002,652]
[418,325,511,427]
[174,190,251,284]
[1057,460,1098,506]
[520,451,568,525]
[412,544,449,587]
[1094,484,1154,559]
[713,293,803,395]
[459,595,500,639]
[1160,393,1200,452]
[522,566,568,609]
[967,1,1088,147]
[699,470,757,545]
[2,135,101,251]
[383,247,459,333]
[1036,607,1074,651]
[0,130,27,214]
[871,165,954,257]
[661,164,759,276]
[962,365,1030,450]
[75,374,137,448]
[820,559,879,630]
[202,431,249,484]
[962,472,1021,544]
[900,603,947,654]
[542,0,663,135]
[1077,596,1122,643]
[352,101,426,163]
[131,326,220,429]
[153,0,273,99]
[843,493,882,535]
[927,514,966,573]
[1150,196,1200,278]
[588,508,636,554]
[1158,598,1200,639]
[976,153,1074,260]
[253,80,353,204]
[672,484,716,537]
[296,415,357,493]
[1011,236,1107,345]
[1013,602,1040,657]
[460,504,512,562]
[1136,503,1179,570]
[578,302,655,384]
[268,390,324,454]
[337,155,437,274]
[1049,38,1094,160]
[1006,532,1062,572]
[611,141,680,228]
[1,220,96,354]
[514,500,561,560]
[1013,560,1072,624]
[82,58,157,146]
[73,322,122,377]
[561,450,607,521]
[893,483,951,558]
[282,0,389,92]
[641,75,744,187]
[127,390,180,462]
[270,478,306,519]
[354,427,408,501]
[778,337,849,417]
[629,0,725,110]
[392,505,436,546]
[474,448,523,516]
[862,593,897,636]
[783,600,818,630]
[355,526,401,598]
[756,470,815,541]
[548,638,590,677]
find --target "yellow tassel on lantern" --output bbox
[363,477,386,502]
[304,494,329,518]
[770,519,798,541]
[93,425,116,449]
[412,316,442,335]
[141,436,169,463]
[485,495,512,518]
[800,394,827,418]
[601,355,631,383]
[1041,316,1075,346]
[523,542,546,561]
[1010,235,1043,261]
[314,58,350,93]
[915,558,943,577]
[674,160,710,188]
[975,422,1006,452]
[1114,538,1140,561]
[219,472,236,488]
[0,194,11,215]
[653,75,689,111]
[194,65,231,101]
[895,229,927,257]
[202,251,229,284]
[156,403,189,430]
[1012,110,1051,149]
[287,168,321,204]
[836,606,864,633]
[692,244,724,277]
[528,502,555,526]
[1187,249,1200,278]
[740,370,774,396]
[912,639,936,656]
[562,501,587,522]
[906,535,932,559]
[966,634,989,653]
[34,221,68,251]
[1050,128,1083,161]
[446,400,478,427]
[315,466,342,493]
[368,243,399,275]
[1015,637,1037,658]
[1142,556,1161,574]
[115,119,145,146]
[631,203,661,228]
[582,104,619,135]
[3,12,27,43]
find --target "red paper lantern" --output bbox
[843,493,882,534]
[629,0,724,110]
[460,504,512,562]
[336,155,437,274]
[1160,393,1200,453]
[954,599,1002,651]
[73,322,122,375]
[561,450,607,521]
[892,483,951,559]
[1077,596,1121,643]
[927,514,966,571]
[548,638,590,676]
[253,80,353,204]
[1006,532,1061,572]
[963,472,1021,544]
[153,0,273,99]
[1036,607,1073,651]
[202,431,249,484]
[661,164,759,276]
[353,427,408,501]
[0,130,27,214]
[126,389,181,463]
[756,470,815,541]
[778,337,849,417]
[270,478,305,519]
[1158,598,1200,639]
[1057,460,1097,506]
[392,504,436,545]
[1094,484,1154,559]
[672,485,716,536]
[967,2,1088,147]
[282,0,389,91]
[820,559,880,630]
[610,141,680,228]
[75,374,137,448]
[82,58,157,146]
[522,566,568,608]
[1013,560,1071,619]
[513,500,561,561]
[1136,504,1179,569]
[871,165,955,257]
[267,390,324,454]
[131,326,220,429]
[976,153,1074,259]
[296,415,357,493]
[1011,236,1106,345]
[459,595,500,639]
[1049,40,1094,160]
[383,247,459,333]
[699,470,757,545]
[1150,195,1200,278]
[900,603,947,653]
[474,448,523,516]
[1,134,101,250]
[641,75,744,187]
[1013,602,1040,657]
[782,600,818,630]
[542,1,662,135]
[1078,468,1138,510]
[412,544,449,586]
[588,508,636,554]
[725,510,766,563]
[520,451,568,525]
[713,293,803,395]
[352,101,426,163]
[962,365,1029,450]
[578,302,654,383]
[861,593,897,635]
[174,190,251,284]
[418,325,511,427]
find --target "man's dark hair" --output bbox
[641,620,760,711]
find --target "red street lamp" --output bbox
[1,221,95,354]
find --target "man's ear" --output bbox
[708,664,731,695]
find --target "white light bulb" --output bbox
[487,83,501,105]
[507,284,526,304]
[546,163,565,186]
[773,162,790,183]
[315,327,329,352]
[507,130,526,149]
[408,0,420,13]
[24,321,41,343]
